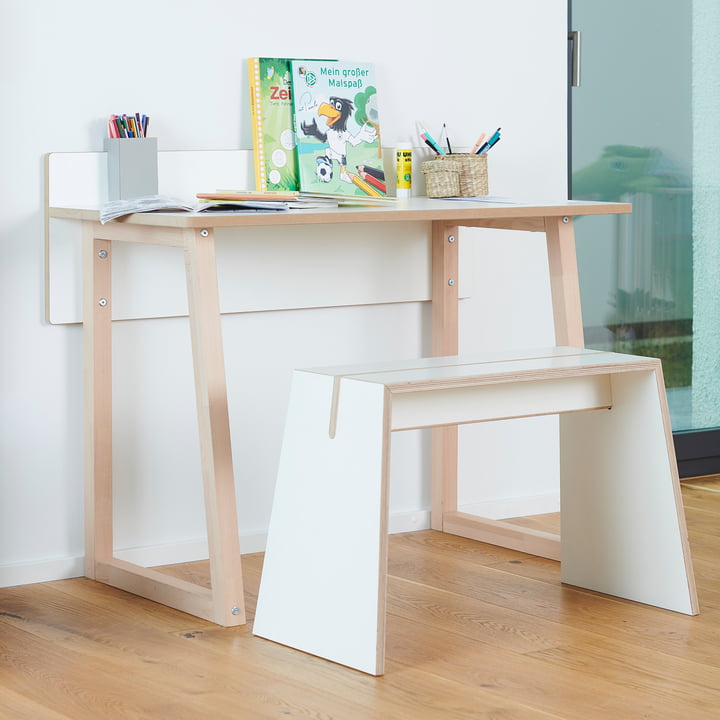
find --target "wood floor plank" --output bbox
[0,622,211,720]
[0,686,74,720]
[0,597,373,720]
[388,535,716,667]
[190,624,567,720]
[387,572,720,700]
[394,530,563,584]
[387,574,568,655]
[527,634,720,712]
[386,614,720,720]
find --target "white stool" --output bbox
[253,347,698,675]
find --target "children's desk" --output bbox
[47,197,632,626]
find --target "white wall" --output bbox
[0,0,568,585]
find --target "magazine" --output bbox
[99,195,290,224]
[290,59,385,198]
[248,57,301,192]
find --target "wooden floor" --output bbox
[2,479,720,719]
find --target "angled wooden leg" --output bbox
[183,227,245,626]
[83,225,113,578]
[545,215,584,347]
[430,222,459,530]
[81,222,245,626]
[254,371,390,675]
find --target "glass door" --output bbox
[570,0,720,476]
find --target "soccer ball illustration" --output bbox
[316,155,333,183]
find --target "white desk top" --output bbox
[48,197,632,230]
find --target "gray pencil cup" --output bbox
[104,137,158,200]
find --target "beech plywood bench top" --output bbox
[302,347,661,392]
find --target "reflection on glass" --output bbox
[569,0,712,433]
[573,145,693,429]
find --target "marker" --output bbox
[470,132,487,154]
[475,127,501,155]
[416,121,446,155]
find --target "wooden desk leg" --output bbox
[430,222,459,530]
[183,228,246,626]
[545,216,585,348]
[83,227,113,579]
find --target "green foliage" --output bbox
[353,86,378,126]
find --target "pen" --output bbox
[475,127,501,155]
[416,121,446,155]
[479,135,501,154]
[443,123,452,154]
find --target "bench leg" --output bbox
[560,368,698,614]
[253,371,391,675]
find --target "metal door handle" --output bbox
[569,30,581,87]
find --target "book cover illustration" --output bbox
[291,60,385,197]
[248,57,300,191]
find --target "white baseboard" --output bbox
[2,502,556,589]
[0,555,85,589]
[388,509,432,534]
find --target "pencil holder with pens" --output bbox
[104,137,158,200]
[422,153,488,198]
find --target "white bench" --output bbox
[253,347,698,675]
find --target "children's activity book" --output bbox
[290,60,385,198]
[248,57,300,192]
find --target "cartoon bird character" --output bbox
[301,96,377,183]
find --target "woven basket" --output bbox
[452,153,488,196]
[428,154,488,197]
[421,159,461,198]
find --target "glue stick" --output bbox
[395,142,413,198]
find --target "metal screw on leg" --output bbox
[98,250,108,259]
[98,298,107,307]
[231,606,241,616]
